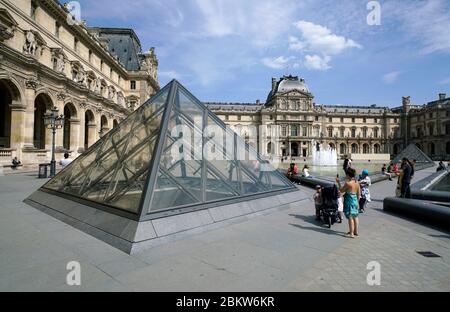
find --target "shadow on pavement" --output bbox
[289,214,347,237]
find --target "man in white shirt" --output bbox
[59,153,73,168]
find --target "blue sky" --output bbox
[76,0,450,107]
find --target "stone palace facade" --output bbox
[0,0,159,166]
[206,75,450,161]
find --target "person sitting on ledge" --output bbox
[382,164,393,181]
[59,152,73,168]
[437,161,446,172]
[11,157,21,170]
[287,163,298,179]
[302,165,310,178]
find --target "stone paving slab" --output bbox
[0,167,449,291]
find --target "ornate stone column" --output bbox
[55,92,65,151]
[70,118,81,155]
[23,79,37,149]
[78,104,86,153]
[9,101,27,151]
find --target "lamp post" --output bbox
[44,106,64,177]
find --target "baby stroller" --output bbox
[320,185,342,228]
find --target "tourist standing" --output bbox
[400,158,412,198]
[336,168,360,238]
[358,169,371,213]
[437,161,446,172]
[343,157,351,175]
[313,185,322,221]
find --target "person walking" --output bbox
[358,169,371,213]
[336,168,361,238]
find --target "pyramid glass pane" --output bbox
[42,80,294,219]
[42,84,171,214]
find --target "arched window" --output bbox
[351,143,358,154]
[34,93,53,149]
[63,103,77,150]
[0,79,21,149]
[374,144,381,154]
[363,144,370,154]
[340,143,346,155]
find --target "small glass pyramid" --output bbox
[43,80,295,219]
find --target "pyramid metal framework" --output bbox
[393,143,434,164]
[37,80,295,222]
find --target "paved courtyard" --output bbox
[0,167,449,291]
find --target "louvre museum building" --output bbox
[1,0,450,169]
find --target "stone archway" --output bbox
[63,103,78,151]
[291,142,299,157]
[113,119,119,129]
[393,143,401,155]
[351,143,359,154]
[84,109,96,149]
[34,93,53,149]
[0,79,21,148]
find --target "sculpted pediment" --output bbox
[0,8,18,41]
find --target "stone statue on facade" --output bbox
[55,53,65,73]
[75,69,86,86]
[108,86,116,100]
[23,31,37,55]
[94,77,101,93]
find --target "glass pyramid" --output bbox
[42,80,295,220]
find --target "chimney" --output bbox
[271,77,277,93]
[439,93,446,101]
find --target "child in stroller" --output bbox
[319,184,342,228]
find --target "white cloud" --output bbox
[293,21,362,55]
[289,36,305,51]
[383,71,402,84]
[383,0,450,55]
[194,0,300,47]
[262,56,293,69]
[304,55,331,71]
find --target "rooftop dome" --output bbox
[277,75,309,93]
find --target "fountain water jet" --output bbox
[312,140,338,166]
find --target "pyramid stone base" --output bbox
[25,188,307,254]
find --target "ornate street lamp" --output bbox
[44,106,64,177]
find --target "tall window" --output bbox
[351,128,356,138]
[237,115,241,121]
[303,127,307,137]
[329,117,332,123]
[31,1,38,20]
[340,128,345,137]
[88,50,93,63]
[281,126,287,137]
[374,128,379,138]
[100,60,104,71]
[363,118,367,123]
[74,38,79,52]
[315,116,319,121]
[363,128,367,138]
[374,118,378,123]
[341,117,344,123]
[352,118,355,123]
[130,81,136,90]
[328,127,333,137]
[224,115,229,121]
[291,125,298,137]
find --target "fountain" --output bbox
[311,140,338,166]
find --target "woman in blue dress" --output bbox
[336,168,361,238]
